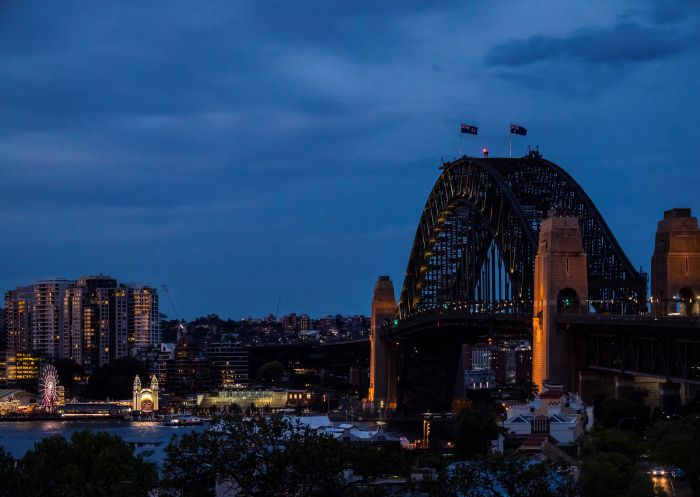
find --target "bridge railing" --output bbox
[407,299,533,318]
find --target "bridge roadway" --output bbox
[246,313,700,410]
[382,309,531,342]
[560,314,700,385]
[382,309,700,412]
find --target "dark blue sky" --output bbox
[1,1,699,319]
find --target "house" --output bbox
[498,391,592,459]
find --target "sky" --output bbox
[1,1,699,320]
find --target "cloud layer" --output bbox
[1,0,699,318]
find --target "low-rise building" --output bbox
[0,388,34,414]
[321,423,400,444]
[498,391,592,457]
[197,389,288,410]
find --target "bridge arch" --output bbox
[557,287,581,314]
[397,154,646,319]
[677,287,699,316]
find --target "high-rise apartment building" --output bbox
[62,275,129,370]
[129,286,160,352]
[4,286,33,352]
[112,286,129,360]
[298,314,310,331]
[4,277,159,368]
[32,279,72,358]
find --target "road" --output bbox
[652,475,692,497]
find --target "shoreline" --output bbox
[0,415,138,422]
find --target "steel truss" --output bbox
[585,334,700,384]
[398,337,463,413]
[397,153,647,319]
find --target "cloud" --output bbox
[486,22,687,68]
[635,0,700,25]
[0,1,698,317]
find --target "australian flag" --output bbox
[510,123,527,136]
[460,123,478,135]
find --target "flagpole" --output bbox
[509,125,512,158]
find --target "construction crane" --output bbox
[161,284,186,342]
[274,294,282,321]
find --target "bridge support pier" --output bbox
[659,381,682,414]
[532,214,588,393]
[615,374,637,400]
[651,208,700,316]
[369,276,397,410]
[397,336,462,414]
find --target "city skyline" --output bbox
[1,1,699,319]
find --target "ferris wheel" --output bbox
[39,364,60,411]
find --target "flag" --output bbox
[510,124,527,136]
[461,123,478,135]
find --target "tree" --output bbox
[647,414,700,494]
[255,361,284,384]
[162,413,345,497]
[578,429,652,497]
[160,430,218,497]
[342,444,411,479]
[452,398,502,459]
[425,453,575,497]
[52,358,85,393]
[580,452,637,497]
[21,431,157,497]
[84,358,147,399]
[595,389,650,433]
[513,381,538,402]
[0,447,25,497]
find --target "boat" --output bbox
[162,414,204,426]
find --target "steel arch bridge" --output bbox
[397,152,647,321]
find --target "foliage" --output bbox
[0,447,25,497]
[420,452,575,497]
[513,381,538,402]
[452,398,502,459]
[579,428,643,459]
[578,429,652,497]
[254,360,284,384]
[52,358,85,392]
[595,389,650,433]
[342,444,411,478]
[646,413,700,493]
[160,430,218,497]
[162,412,345,497]
[84,357,148,399]
[20,430,157,497]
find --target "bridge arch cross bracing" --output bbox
[397,155,647,320]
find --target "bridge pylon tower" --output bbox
[651,208,700,316]
[532,213,588,392]
[369,276,397,410]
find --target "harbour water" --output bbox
[0,420,205,466]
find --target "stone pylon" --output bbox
[532,214,588,392]
[369,276,397,409]
[651,208,700,316]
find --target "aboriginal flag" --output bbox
[510,124,527,136]
[460,123,478,135]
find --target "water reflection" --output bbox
[0,420,204,466]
